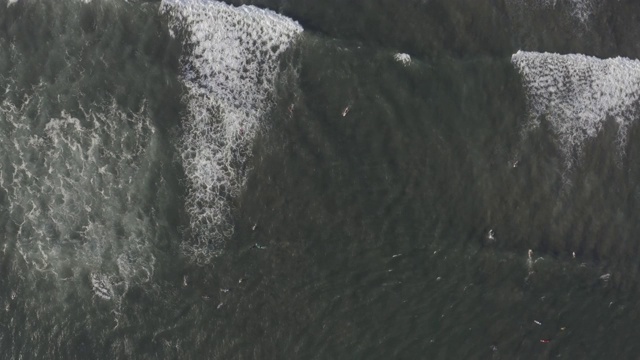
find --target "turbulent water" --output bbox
[3,0,640,358]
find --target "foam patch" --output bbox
[0,93,159,302]
[512,51,640,167]
[394,53,411,66]
[161,0,302,263]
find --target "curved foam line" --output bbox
[161,0,303,263]
[512,51,640,167]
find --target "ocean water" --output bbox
[2,0,640,358]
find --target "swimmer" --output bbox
[342,105,350,117]
[487,229,495,241]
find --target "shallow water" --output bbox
[2,0,640,358]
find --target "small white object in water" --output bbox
[572,251,576,259]
[487,229,495,241]
[394,53,411,66]
[342,106,350,117]
[183,275,188,287]
[252,223,257,231]
[534,320,542,325]
[600,273,611,281]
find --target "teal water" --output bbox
[2,0,640,358]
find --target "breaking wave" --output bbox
[161,0,303,263]
[511,50,640,168]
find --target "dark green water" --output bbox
[2,0,640,358]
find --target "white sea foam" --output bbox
[511,51,640,167]
[91,273,115,300]
[161,0,302,263]
[0,92,159,302]
[394,53,411,66]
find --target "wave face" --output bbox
[512,51,640,168]
[161,0,303,263]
